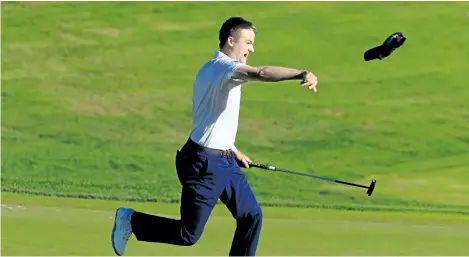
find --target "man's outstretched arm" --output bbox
[232,65,305,82]
[232,64,319,91]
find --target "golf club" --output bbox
[248,161,376,196]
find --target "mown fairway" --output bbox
[3,193,469,256]
[2,1,469,255]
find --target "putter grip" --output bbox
[249,162,264,168]
[249,162,275,170]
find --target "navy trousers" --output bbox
[130,139,263,256]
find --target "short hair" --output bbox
[218,17,258,49]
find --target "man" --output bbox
[111,17,318,256]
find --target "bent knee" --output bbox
[181,233,201,246]
[251,207,263,219]
[239,207,263,223]
[252,208,263,222]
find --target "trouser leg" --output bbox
[220,158,263,256]
[131,150,221,246]
[130,187,217,245]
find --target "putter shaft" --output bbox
[334,180,369,189]
[249,162,376,196]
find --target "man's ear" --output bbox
[227,36,234,47]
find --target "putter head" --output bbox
[366,180,376,196]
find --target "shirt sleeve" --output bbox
[220,58,246,84]
[226,61,244,81]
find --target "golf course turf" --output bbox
[2,1,469,255]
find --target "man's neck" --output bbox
[220,47,236,61]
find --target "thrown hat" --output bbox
[364,32,406,61]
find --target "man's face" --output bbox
[228,28,255,64]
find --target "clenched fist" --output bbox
[300,70,318,92]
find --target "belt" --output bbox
[181,138,233,157]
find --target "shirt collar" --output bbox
[214,50,238,62]
[213,50,242,64]
[213,50,225,58]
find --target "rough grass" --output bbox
[2,2,469,213]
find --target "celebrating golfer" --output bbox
[111,16,318,256]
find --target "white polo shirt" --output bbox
[189,50,246,151]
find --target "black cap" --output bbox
[364,32,406,61]
[219,17,257,48]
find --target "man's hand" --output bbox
[234,150,252,168]
[300,70,318,92]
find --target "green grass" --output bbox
[3,3,469,255]
[3,193,469,256]
[2,1,469,216]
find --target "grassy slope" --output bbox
[2,2,469,212]
[2,193,469,256]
